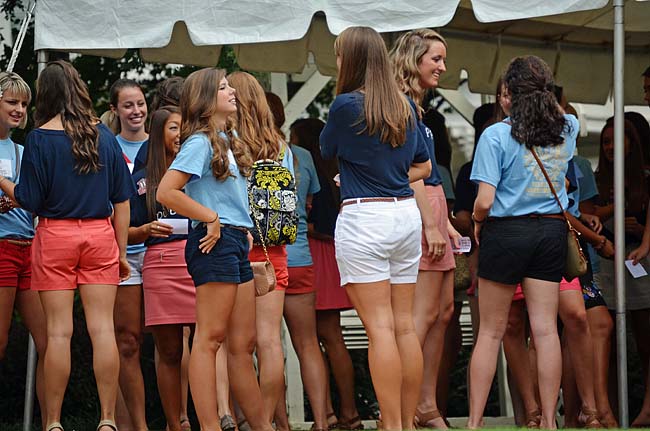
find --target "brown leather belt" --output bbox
[487,213,564,222]
[340,196,414,209]
[2,239,32,247]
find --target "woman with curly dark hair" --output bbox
[467,56,578,429]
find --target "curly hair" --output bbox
[390,28,447,107]
[35,61,101,175]
[180,68,252,181]
[504,56,568,149]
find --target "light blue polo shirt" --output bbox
[0,138,34,239]
[287,145,320,267]
[471,114,579,217]
[170,132,253,229]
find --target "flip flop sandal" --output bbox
[46,423,64,431]
[338,415,363,430]
[96,419,118,431]
[415,409,447,429]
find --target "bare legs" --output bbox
[284,292,329,429]
[468,277,561,429]
[255,289,286,421]
[152,324,186,431]
[317,309,360,423]
[412,270,454,429]
[345,280,421,431]
[40,285,120,430]
[114,284,147,430]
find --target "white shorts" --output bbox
[335,198,422,285]
[119,250,145,286]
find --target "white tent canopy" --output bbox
[34,0,650,104]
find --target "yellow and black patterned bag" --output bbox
[247,144,298,246]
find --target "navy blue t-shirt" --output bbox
[129,169,189,246]
[320,92,430,200]
[308,173,339,237]
[453,161,476,215]
[15,123,135,218]
[133,140,149,173]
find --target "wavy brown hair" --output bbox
[180,68,252,181]
[504,56,569,149]
[390,29,447,107]
[596,117,648,213]
[335,26,414,148]
[35,60,101,175]
[228,72,285,161]
[146,106,180,220]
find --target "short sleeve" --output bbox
[565,114,580,140]
[106,133,136,203]
[470,126,503,188]
[14,133,47,212]
[281,143,295,176]
[575,157,598,201]
[304,154,321,195]
[170,134,210,181]
[320,96,347,160]
[413,119,430,164]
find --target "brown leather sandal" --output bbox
[415,409,447,429]
[525,409,542,429]
[579,408,603,429]
[338,415,364,430]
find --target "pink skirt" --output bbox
[419,185,456,271]
[142,240,196,326]
[309,237,353,310]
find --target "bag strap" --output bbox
[13,142,20,180]
[528,147,575,231]
[277,142,286,163]
[248,189,272,263]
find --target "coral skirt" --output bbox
[142,240,196,326]
[309,237,353,310]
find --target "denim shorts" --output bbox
[478,217,567,285]
[185,225,253,287]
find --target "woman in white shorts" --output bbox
[320,26,432,431]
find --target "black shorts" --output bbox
[185,225,254,287]
[478,217,567,285]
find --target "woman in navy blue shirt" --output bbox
[320,26,431,431]
[0,60,134,431]
[391,29,461,429]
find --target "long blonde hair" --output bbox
[334,26,414,148]
[391,29,447,107]
[227,72,285,161]
[0,72,31,129]
[180,68,252,180]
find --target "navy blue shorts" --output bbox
[185,225,253,287]
[478,217,567,285]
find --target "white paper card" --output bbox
[451,236,472,253]
[0,159,13,178]
[625,260,648,279]
[158,218,188,235]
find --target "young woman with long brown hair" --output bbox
[226,71,298,424]
[390,29,461,429]
[0,60,134,431]
[320,26,432,431]
[157,67,272,431]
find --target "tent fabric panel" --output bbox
[471,0,609,23]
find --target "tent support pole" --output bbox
[22,49,49,431]
[613,0,628,427]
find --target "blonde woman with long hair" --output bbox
[227,71,299,424]
[320,27,432,430]
[390,29,461,429]
[157,68,272,431]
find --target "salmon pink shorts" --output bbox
[512,277,581,301]
[287,265,315,295]
[31,218,119,290]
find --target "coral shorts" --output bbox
[0,239,32,290]
[31,218,119,290]
[249,245,289,290]
[512,276,581,301]
[287,265,315,295]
